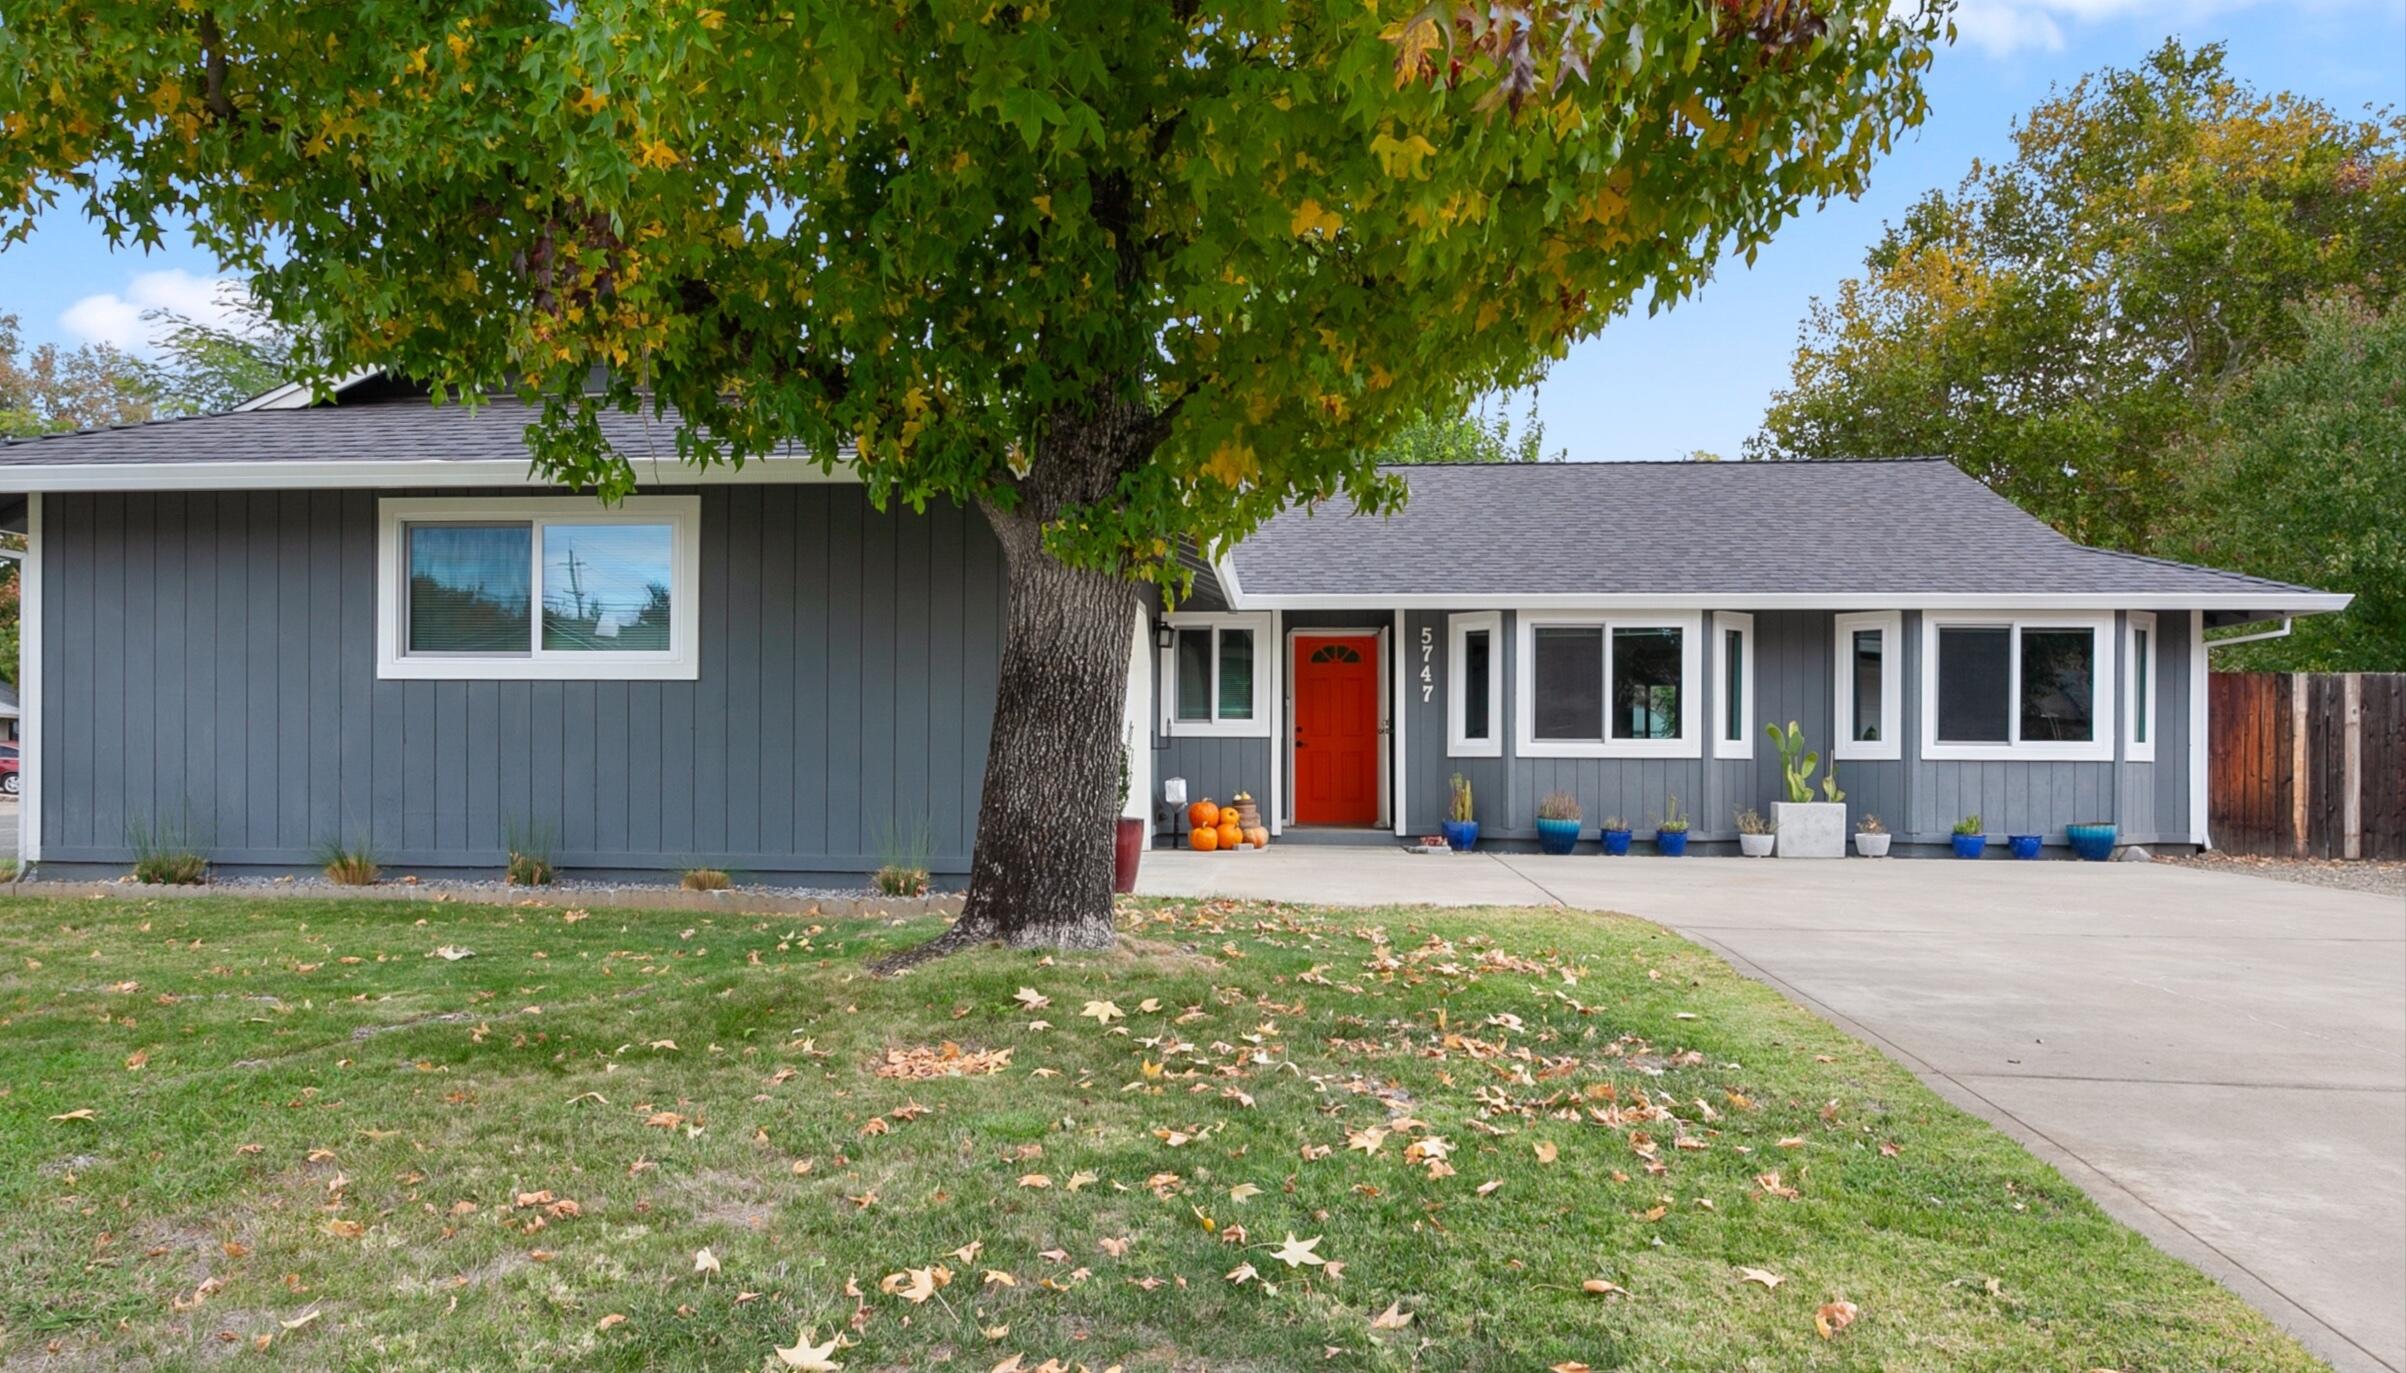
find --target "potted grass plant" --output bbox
[1599,815,1632,857]
[1535,791,1582,855]
[1655,794,1691,857]
[1854,813,1891,858]
[1951,813,1986,859]
[1734,807,1775,857]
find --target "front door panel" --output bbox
[1293,635,1380,826]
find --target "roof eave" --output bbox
[1226,590,2353,615]
[0,454,861,492]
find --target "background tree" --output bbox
[0,311,156,436]
[2,0,1945,952]
[1747,41,2406,551]
[2165,294,2406,670]
[1369,391,1564,464]
[138,287,301,415]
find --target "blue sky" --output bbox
[2,0,2398,461]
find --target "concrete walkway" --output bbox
[1139,847,2406,1373]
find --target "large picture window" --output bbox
[377,497,700,680]
[1920,613,2116,761]
[1447,612,1502,758]
[1516,613,1702,758]
[1831,612,1901,759]
[1162,613,1271,737]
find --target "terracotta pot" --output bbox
[1113,817,1146,893]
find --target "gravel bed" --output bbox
[2159,851,2406,897]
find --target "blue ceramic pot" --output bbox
[1657,829,1690,857]
[1535,817,1581,856]
[1601,828,1633,856]
[1441,819,1480,853]
[2066,822,2118,861]
[1951,832,1986,859]
[2008,834,2043,860]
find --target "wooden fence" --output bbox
[2209,673,2405,860]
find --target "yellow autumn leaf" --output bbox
[1289,198,1344,237]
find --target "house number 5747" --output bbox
[1419,625,1435,703]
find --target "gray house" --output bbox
[0,380,2349,877]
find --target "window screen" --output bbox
[1532,627,1603,741]
[1611,627,1682,740]
[2019,628,2095,742]
[406,524,532,654]
[1462,629,1492,741]
[1936,626,2011,742]
[1850,628,1884,742]
[1175,628,1213,721]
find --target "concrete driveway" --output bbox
[1139,847,2406,1373]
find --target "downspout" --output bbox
[2205,617,2292,651]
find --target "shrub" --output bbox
[681,868,732,892]
[1733,807,1772,836]
[1536,791,1581,822]
[504,818,557,886]
[128,815,208,885]
[1952,813,1984,837]
[873,864,931,898]
[316,837,380,887]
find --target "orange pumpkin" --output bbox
[1245,826,1270,849]
[1216,821,1243,850]
[1188,800,1220,830]
[1189,825,1220,852]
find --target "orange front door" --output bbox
[1292,635,1381,826]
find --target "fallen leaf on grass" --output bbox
[1737,1267,1784,1290]
[774,1328,846,1370]
[595,1313,627,1331]
[1533,1140,1558,1164]
[1269,1234,1325,1268]
[1815,1300,1860,1339]
[279,1310,320,1332]
[1581,1279,1626,1296]
[693,1248,720,1276]
[1370,1301,1413,1329]
[1080,1000,1124,1025]
[1227,1183,1261,1203]
[1013,987,1050,1010]
[48,1108,96,1122]
[1018,1173,1052,1189]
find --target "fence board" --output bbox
[2211,672,2404,859]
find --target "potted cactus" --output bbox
[1655,794,1691,857]
[1766,721,1847,858]
[1535,792,1582,855]
[1734,807,1775,858]
[1951,813,1986,859]
[1442,774,1480,852]
[1599,815,1633,857]
[1854,813,1891,858]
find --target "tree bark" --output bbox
[875,396,1153,969]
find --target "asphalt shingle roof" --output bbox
[0,398,797,467]
[1227,459,2331,602]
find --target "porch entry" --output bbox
[1291,633,1382,826]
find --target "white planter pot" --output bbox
[1772,802,1847,859]
[1738,832,1775,857]
[1854,831,1892,858]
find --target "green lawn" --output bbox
[0,893,2320,1372]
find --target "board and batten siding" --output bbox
[37,487,1006,876]
[1394,606,2195,850]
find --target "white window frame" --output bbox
[1918,611,2117,762]
[1712,611,1754,760]
[1446,611,1503,758]
[1831,611,1902,760]
[1514,611,1703,759]
[2125,611,2157,762]
[376,495,701,681]
[1161,611,1272,739]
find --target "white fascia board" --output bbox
[232,367,386,411]
[1228,591,2354,615]
[0,455,859,492]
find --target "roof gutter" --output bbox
[0,455,860,492]
[1223,591,2353,615]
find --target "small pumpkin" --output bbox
[1216,821,1242,850]
[1188,800,1220,830]
[1189,825,1220,852]
[1244,826,1269,849]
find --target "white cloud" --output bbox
[1948,0,2319,57]
[58,268,252,353]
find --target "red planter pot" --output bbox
[1112,817,1147,894]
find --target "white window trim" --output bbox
[1832,611,1902,760]
[1712,611,1754,759]
[1514,611,1703,759]
[376,495,702,681]
[1446,611,1503,758]
[1919,611,2117,762]
[1161,611,1272,739]
[2126,611,2158,762]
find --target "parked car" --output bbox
[0,743,18,795]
